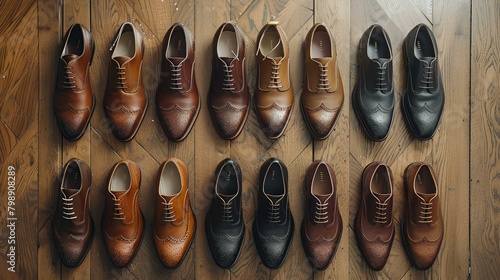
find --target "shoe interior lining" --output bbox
[415,165,436,195]
[311,30,332,59]
[312,164,332,195]
[217,30,237,58]
[110,163,131,192]
[217,163,238,196]
[160,162,182,196]
[372,166,391,194]
[63,162,81,190]
[167,27,187,59]
[113,28,135,59]
[63,26,84,57]
[414,28,435,59]
[260,28,284,58]
[264,162,285,196]
[368,28,390,60]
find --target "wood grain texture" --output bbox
[471,0,500,278]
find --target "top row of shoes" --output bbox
[53,21,444,142]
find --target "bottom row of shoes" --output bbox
[54,157,443,271]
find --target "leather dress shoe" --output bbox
[255,22,294,139]
[153,158,196,268]
[402,24,444,140]
[156,23,200,141]
[104,22,147,141]
[301,23,344,140]
[102,159,145,267]
[205,158,245,268]
[352,24,394,141]
[301,160,342,270]
[402,162,443,270]
[53,159,94,267]
[253,158,294,269]
[355,162,394,271]
[208,22,249,140]
[54,24,95,141]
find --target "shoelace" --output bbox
[62,66,76,89]
[317,64,331,91]
[116,66,128,89]
[314,201,329,224]
[62,197,77,220]
[170,64,183,90]
[419,64,434,89]
[162,201,177,222]
[257,38,283,89]
[374,66,388,91]
[221,50,239,91]
[267,202,281,223]
[419,201,433,223]
[374,200,388,224]
[221,201,233,222]
[112,197,126,220]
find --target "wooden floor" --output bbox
[0,0,499,279]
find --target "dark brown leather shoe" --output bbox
[402,162,443,270]
[103,22,147,142]
[355,162,394,270]
[156,23,200,141]
[301,23,344,140]
[53,158,94,267]
[54,24,95,141]
[153,158,196,268]
[102,159,145,267]
[301,160,342,270]
[208,21,249,140]
[255,21,294,139]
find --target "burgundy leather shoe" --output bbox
[156,23,200,141]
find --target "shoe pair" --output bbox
[352,24,445,141]
[355,161,443,271]
[54,22,200,142]
[53,157,196,268]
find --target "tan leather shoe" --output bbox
[153,158,196,268]
[355,162,394,270]
[255,21,294,139]
[402,162,443,270]
[301,23,344,140]
[102,160,145,267]
[54,24,95,141]
[208,21,249,140]
[156,23,200,141]
[53,159,94,267]
[104,22,147,142]
[301,160,342,270]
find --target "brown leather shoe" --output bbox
[54,24,95,141]
[153,158,196,268]
[255,21,294,139]
[208,21,249,140]
[156,23,200,142]
[104,22,147,142]
[355,162,394,270]
[301,160,342,270]
[301,23,344,140]
[402,162,443,270]
[53,159,94,267]
[102,159,145,267]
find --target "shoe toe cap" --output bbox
[106,110,143,141]
[211,105,248,139]
[157,106,197,141]
[257,106,291,139]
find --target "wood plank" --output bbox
[471,0,500,278]
[37,0,62,279]
[313,0,350,278]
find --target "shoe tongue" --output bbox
[420,57,434,66]
[62,54,79,63]
[374,58,390,67]
[315,194,330,204]
[417,192,435,203]
[373,192,390,203]
[267,194,283,204]
[168,57,184,65]
[314,57,331,66]
[62,188,78,198]
[218,194,234,204]
[112,191,127,198]
[220,57,235,66]
[268,56,282,63]
[114,56,131,66]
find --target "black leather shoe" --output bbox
[402,24,444,140]
[253,158,294,269]
[352,24,394,141]
[205,158,245,269]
